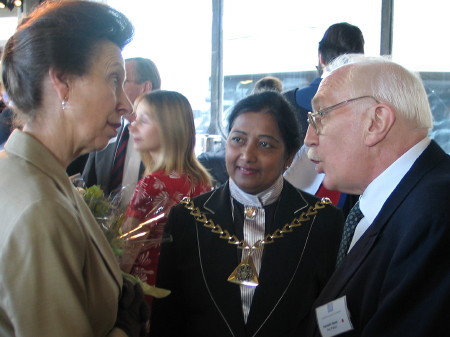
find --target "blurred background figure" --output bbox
[197,147,228,187]
[0,2,149,336]
[0,96,14,149]
[82,57,161,206]
[0,107,13,149]
[284,22,364,216]
[0,69,15,150]
[150,91,343,337]
[284,22,365,137]
[122,90,212,305]
[252,75,283,93]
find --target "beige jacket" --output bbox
[0,130,126,337]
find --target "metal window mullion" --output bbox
[210,0,224,137]
[380,0,394,55]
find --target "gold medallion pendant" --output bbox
[227,255,259,287]
[244,206,257,220]
[181,197,332,288]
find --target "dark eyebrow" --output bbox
[258,134,281,143]
[230,130,247,136]
[230,130,281,144]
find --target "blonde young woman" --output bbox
[124,90,212,291]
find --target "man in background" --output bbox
[284,22,364,215]
[305,54,450,337]
[82,57,161,205]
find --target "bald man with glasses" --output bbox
[304,55,450,337]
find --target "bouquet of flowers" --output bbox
[75,182,170,299]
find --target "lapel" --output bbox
[195,182,247,335]
[6,131,122,288]
[96,137,118,192]
[97,122,127,192]
[245,182,310,333]
[315,141,447,302]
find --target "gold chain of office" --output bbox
[180,196,332,250]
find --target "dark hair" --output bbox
[126,57,161,90]
[318,22,364,65]
[2,0,134,115]
[253,76,283,93]
[227,91,301,158]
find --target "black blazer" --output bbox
[307,141,450,337]
[151,180,344,337]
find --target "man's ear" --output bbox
[364,104,396,147]
[142,81,153,93]
[318,53,326,67]
[48,67,70,101]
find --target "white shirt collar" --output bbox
[359,137,431,224]
[229,175,284,207]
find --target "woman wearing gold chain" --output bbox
[150,91,344,337]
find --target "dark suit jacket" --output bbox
[82,137,117,194]
[150,180,344,337]
[0,108,13,146]
[308,141,450,337]
[67,153,89,177]
[198,148,228,187]
[82,124,144,194]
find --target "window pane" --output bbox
[222,0,382,127]
[107,0,212,149]
[0,17,19,44]
[393,0,450,153]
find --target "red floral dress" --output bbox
[125,170,210,289]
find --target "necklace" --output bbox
[181,196,331,286]
[244,206,258,220]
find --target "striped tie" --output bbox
[109,125,129,193]
[336,201,364,267]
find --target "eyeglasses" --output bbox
[307,95,379,134]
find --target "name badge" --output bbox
[315,296,353,337]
